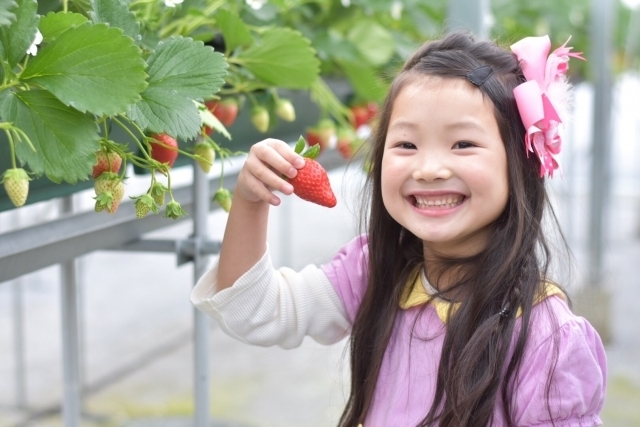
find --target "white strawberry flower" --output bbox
[26,30,43,56]
[246,0,267,10]
[164,0,183,7]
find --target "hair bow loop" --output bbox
[510,35,584,178]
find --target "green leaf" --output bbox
[346,20,395,67]
[126,37,228,140]
[145,37,227,100]
[215,9,253,53]
[39,12,88,41]
[339,60,388,103]
[294,136,305,154]
[126,87,202,140]
[235,28,320,89]
[197,101,231,139]
[0,0,17,27]
[21,22,147,116]
[0,0,38,67]
[0,90,100,183]
[90,0,140,41]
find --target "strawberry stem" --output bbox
[5,129,16,169]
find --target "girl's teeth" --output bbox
[414,196,463,208]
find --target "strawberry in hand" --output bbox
[287,136,337,208]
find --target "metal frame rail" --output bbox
[0,150,345,426]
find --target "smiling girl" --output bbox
[191,32,606,426]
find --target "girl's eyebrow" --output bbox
[388,120,419,131]
[444,120,486,132]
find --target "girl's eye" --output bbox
[397,142,416,149]
[453,141,475,149]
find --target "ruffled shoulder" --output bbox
[513,296,607,426]
[319,235,369,323]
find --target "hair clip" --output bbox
[467,65,494,86]
[498,303,510,319]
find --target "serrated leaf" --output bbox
[346,20,395,67]
[215,9,252,53]
[126,37,228,139]
[21,23,147,116]
[0,0,17,27]
[339,60,388,103]
[90,0,140,41]
[235,28,320,89]
[126,87,202,140]
[0,0,38,67]
[39,12,88,41]
[0,90,100,183]
[145,37,227,100]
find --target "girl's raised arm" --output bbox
[216,139,305,291]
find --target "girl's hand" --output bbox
[236,139,306,206]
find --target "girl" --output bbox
[191,32,606,426]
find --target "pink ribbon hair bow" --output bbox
[510,35,585,178]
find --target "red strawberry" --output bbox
[276,99,296,122]
[251,106,270,133]
[336,128,357,160]
[289,158,336,208]
[204,99,239,133]
[366,102,379,122]
[94,173,125,214]
[149,133,179,167]
[287,137,336,208]
[2,168,30,207]
[350,105,370,129]
[194,143,215,173]
[305,128,322,149]
[92,149,122,178]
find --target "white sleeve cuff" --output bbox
[190,249,351,348]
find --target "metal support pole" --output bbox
[576,0,614,343]
[447,0,490,39]
[60,196,82,426]
[193,163,211,426]
[12,279,27,409]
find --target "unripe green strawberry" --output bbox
[317,119,336,149]
[2,168,30,207]
[150,182,168,206]
[214,188,232,212]
[194,143,215,173]
[276,99,296,122]
[251,106,270,133]
[133,194,157,219]
[92,149,122,178]
[94,173,125,214]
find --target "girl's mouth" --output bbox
[411,194,466,209]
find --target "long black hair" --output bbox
[339,31,566,427]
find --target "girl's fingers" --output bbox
[244,155,294,195]
[243,173,281,206]
[259,139,306,175]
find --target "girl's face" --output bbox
[381,76,509,258]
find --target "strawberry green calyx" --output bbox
[2,168,30,207]
[300,143,320,159]
[294,136,306,154]
[164,200,187,219]
[150,182,169,206]
[214,188,232,212]
[133,194,158,219]
[276,99,296,122]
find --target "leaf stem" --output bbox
[5,129,17,169]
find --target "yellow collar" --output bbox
[399,269,566,323]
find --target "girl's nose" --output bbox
[411,152,453,182]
